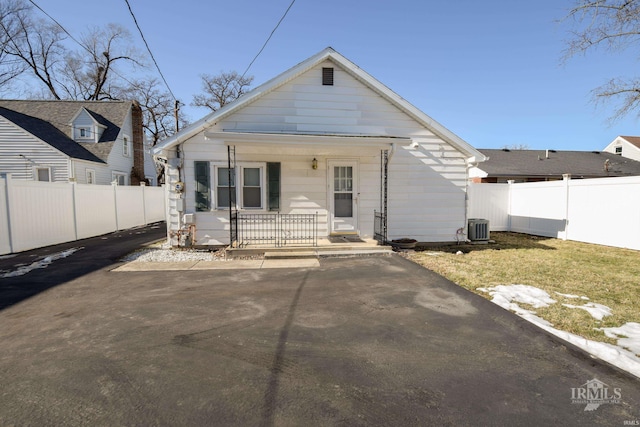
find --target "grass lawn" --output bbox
[408,232,640,351]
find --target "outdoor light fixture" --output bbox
[312,158,318,170]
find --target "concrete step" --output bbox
[317,248,393,257]
[264,251,317,260]
[227,245,394,259]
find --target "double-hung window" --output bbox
[242,167,263,209]
[216,167,236,209]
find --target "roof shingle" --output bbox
[477,149,640,178]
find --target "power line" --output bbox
[27,0,88,54]
[241,0,297,80]
[123,0,177,102]
[27,0,138,90]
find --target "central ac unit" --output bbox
[468,218,490,241]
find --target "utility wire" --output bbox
[27,0,138,90]
[123,0,177,101]
[241,0,297,79]
[28,0,88,53]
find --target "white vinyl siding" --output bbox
[105,107,135,185]
[0,115,70,182]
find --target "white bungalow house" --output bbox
[0,100,156,185]
[153,47,486,247]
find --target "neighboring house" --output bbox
[469,148,640,183]
[602,135,640,161]
[0,99,156,185]
[153,47,486,247]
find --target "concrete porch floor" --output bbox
[226,237,393,259]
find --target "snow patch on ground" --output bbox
[562,303,612,321]
[601,323,640,356]
[477,284,556,309]
[555,292,590,301]
[477,284,640,379]
[0,248,83,278]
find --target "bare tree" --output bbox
[0,1,145,101]
[192,71,253,111]
[59,24,144,100]
[1,4,67,98]
[563,0,640,120]
[119,77,188,145]
[0,0,29,88]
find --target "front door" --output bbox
[328,160,358,234]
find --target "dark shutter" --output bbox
[194,161,210,211]
[267,162,280,211]
[322,67,334,86]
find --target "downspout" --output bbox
[463,158,477,243]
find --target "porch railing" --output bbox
[230,212,318,248]
[374,210,387,244]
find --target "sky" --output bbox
[14,0,640,151]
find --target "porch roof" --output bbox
[205,131,409,150]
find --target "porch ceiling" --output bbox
[205,131,409,155]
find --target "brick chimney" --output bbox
[130,100,146,185]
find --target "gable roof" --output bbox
[0,106,105,163]
[476,149,640,178]
[0,99,130,142]
[619,136,640,149]
[0,100,132,162]
[154,47,486,162]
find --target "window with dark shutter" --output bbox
[194,161,210,211]
[267,162,280,211]
[322,67,334,86]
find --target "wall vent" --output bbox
[322,67,334,85]
[468,218,490,241]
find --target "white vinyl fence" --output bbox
[468,176,640,250]
[0,174,165,255]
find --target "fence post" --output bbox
[112,181,120,231]
[1,173,14,254]
[562,174,571,241]
[140,182,147,225]
[70,181,79,241]
[507,180,514,232]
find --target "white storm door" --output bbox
[329,160,358,233]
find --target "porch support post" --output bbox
[228,145,235,246]
[383,149,388,243]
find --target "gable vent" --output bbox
[322,67,334,86]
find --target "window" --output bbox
[267,162,280,211]
[123,136,130,157]
[322,67,334,85]
[112,172,127,185]
[615,146,622,155]
[194,161,210,211]
[77,127,92,140]
[35,167,51,182]
[242,167,262,209]
[216,167,236,208]
[86,169,95,185]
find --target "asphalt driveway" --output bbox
[0,229,639,425]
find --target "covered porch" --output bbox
[204,130,407,249]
